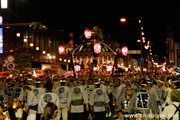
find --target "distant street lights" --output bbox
[36,47,39,51]
[120,18,126,22]
[120,17,144,75]
[23,38,27,43]
[16,32,21,37]
[42,51,46,54]
[29,43,34,47]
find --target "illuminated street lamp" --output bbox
[16,32,21,37]
[59,58,62,61]
[36,47,39,51]
[53,56,56,59]
[120,18,126,22]
[137,39,141,43]
[29,43,34,47]
[141,32,144,35]
[42,51,46,54]
[49,56,52,59]
[47,53,50,56]
[23,38,27,42]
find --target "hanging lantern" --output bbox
[106,65,113,72]
[94,43,101,54]
[59,45,65,55]
[84,29,91,39]
[75,65,80,72]
[122,46,128,56]
[93,65,99,72]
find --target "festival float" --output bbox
[71,26,118,78]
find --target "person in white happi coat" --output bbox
[14,80,24,120]
[54,79,70,120]
[67,80,89,120]
[89,81,109,120]
[38,81,59,118]
[160,90,180,120]
[33,80,45,120]
[23,86,38,120]
[19,78,35,120]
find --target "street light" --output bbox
[16,33,21,37]
[137,39,141,43]
[42,51,46,54]
[36,47,39,51]
[23,38,27,42]
[47,53,50,56]
[120,18,126,22]
[53,56,56,59]
[29,43,34,47]
[59,58,62,61]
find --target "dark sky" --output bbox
[12,0,180,60]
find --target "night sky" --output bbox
[10,0,180,60]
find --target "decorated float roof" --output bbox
[73,40,117,57]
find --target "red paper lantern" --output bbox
[59,45,65,55]
[75,65,80,72]
[84,29,91,39]
[106,65,113,72]
[93,65,99,71]
[94,43,101,54]
[122,46,128,56]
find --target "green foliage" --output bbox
[14,52,31,71]
[79,26,104,40]
[91,26,103,40]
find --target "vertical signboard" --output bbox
[1,0,8,9]
[0,16,3,54]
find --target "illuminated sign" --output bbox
[94,43,101,54]
[84,29,91,39]
[1,0,8,9]
[122,46,128,56]
[0,16,3,54]
[62,70,74,78]
[59,45,65,55]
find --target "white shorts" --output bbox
[15,108,23,118]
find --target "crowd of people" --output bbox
[0,73,180,120]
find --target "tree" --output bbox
[14,52,31,71]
